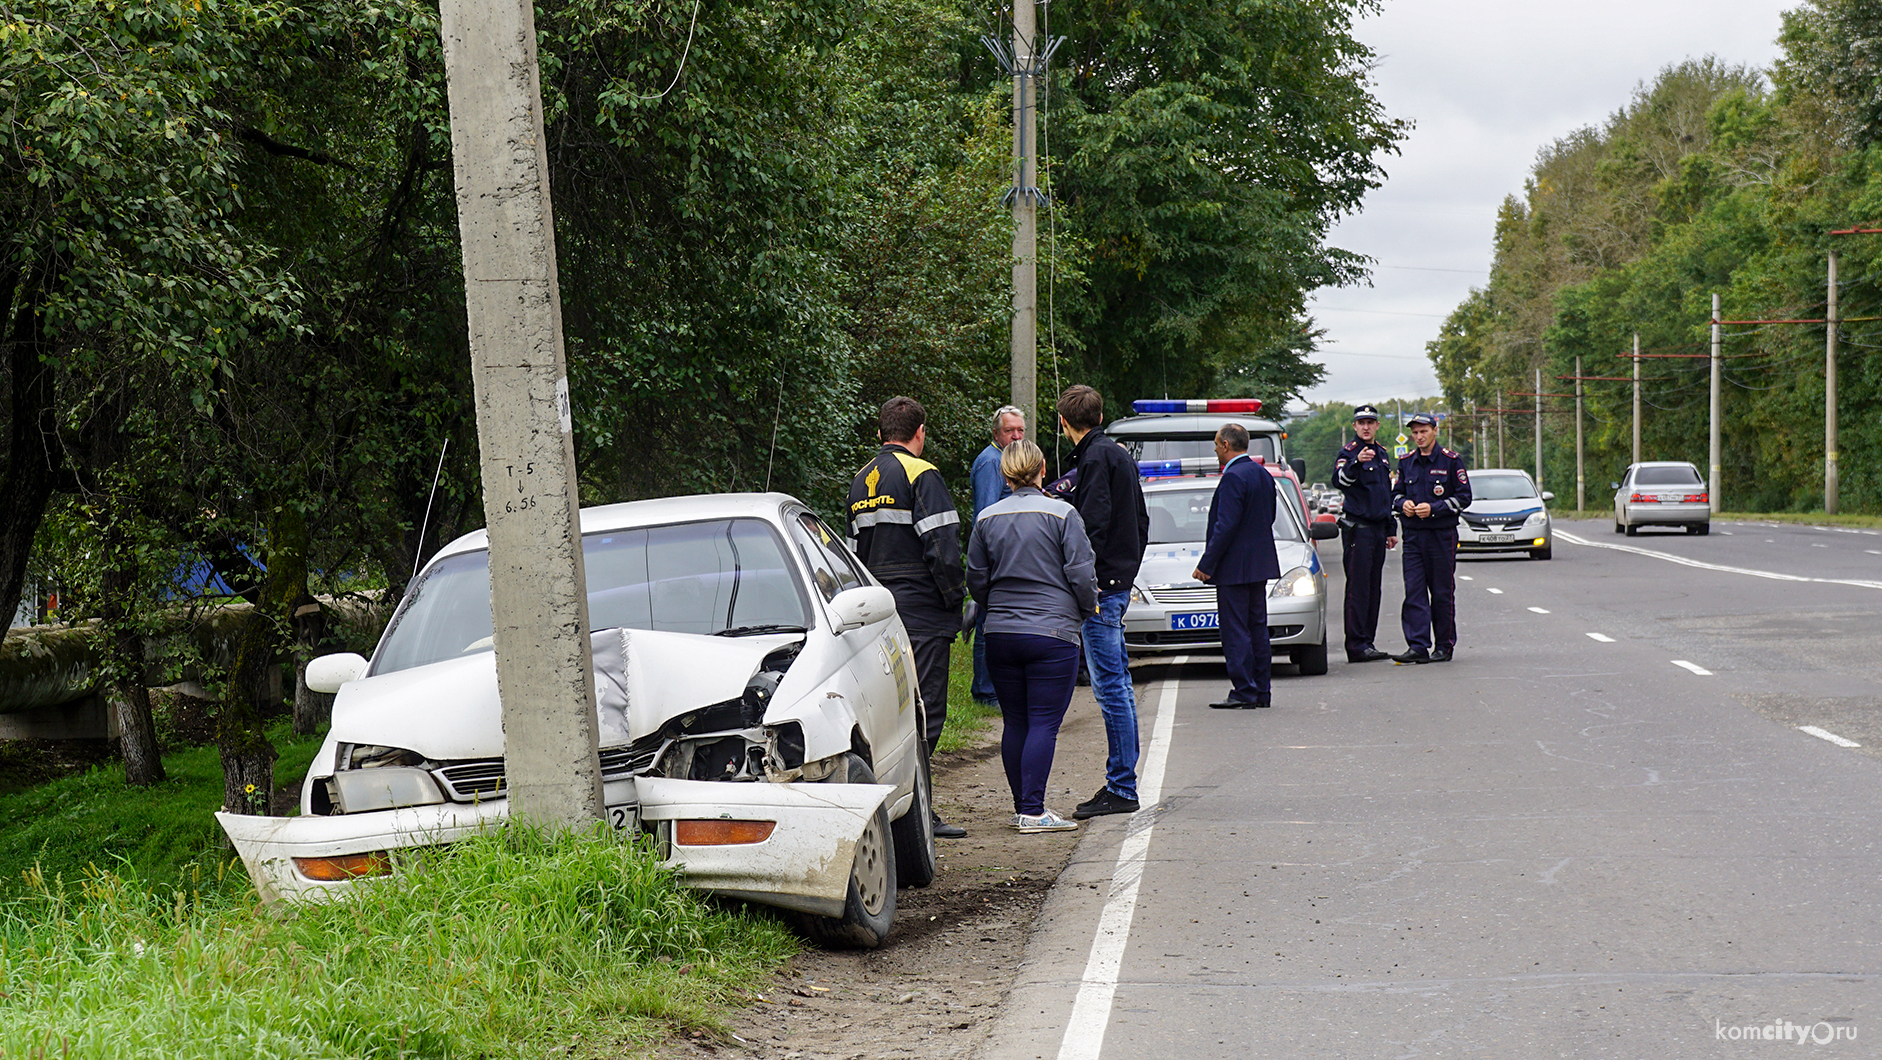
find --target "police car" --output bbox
[217,494,934,949]
[1456,469,1555,560]
[1107,399,1308,482]
[1122,459,1337,673]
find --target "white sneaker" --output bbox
[1015,810,1078,833]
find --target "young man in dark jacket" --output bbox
[1056,385,1151,819]
[848,396,969,837]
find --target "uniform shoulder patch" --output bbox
[1442,447,1458,457]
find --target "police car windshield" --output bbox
[1470,474,1538,502]
[1146,488,1304,545]
[372,518,812,676]
[1121,435,1279,464]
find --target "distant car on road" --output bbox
[1612,462,1710,536]
[1458,469,1554,560]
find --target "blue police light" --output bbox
[1130,399,1263,415]
[1138,457,1222,479]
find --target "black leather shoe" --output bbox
[1347,647,1391,663]
[1427,648,1452,663]
[1391,648,1430,664]
[932,816,968,839]
[1073,787,1140,819]
[1246,696,1272,709]
[1210,699,1244,709]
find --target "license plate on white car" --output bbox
[1477,533,1513,543]
[608,804,637,830]
[1171,612,1219,631]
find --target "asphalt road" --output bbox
[982,517,1881,1059]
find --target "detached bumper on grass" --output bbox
[216,777,892,917]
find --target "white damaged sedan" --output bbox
[216,494,935,948]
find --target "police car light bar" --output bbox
[1138,457,1222,479]
[1131,399,1263,414]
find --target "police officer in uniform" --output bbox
[1332,404,1397,663]
[1391,413,1471,663]
[848,396,969,837]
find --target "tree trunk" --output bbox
[0,257,66,633]
[291,600,332,736]
[112,681,166,786]
[217,505,314,815]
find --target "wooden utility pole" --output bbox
[1709,293,1722,515]
[441,0,603,826]
[1827,251,1839,514]
[1574,356,1584,511]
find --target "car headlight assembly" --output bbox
[1269,566,1317,598]
[1129,585,1147,604]
[1525,511,1548,527]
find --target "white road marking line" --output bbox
[1586,633,1615,642]
[1458,575,1474,581]
[1721,531,1734,535]
[1486,587,1504,594]
[1813,543,1828,548]
[1672,660,1713,675]
[1799,725,1861,748]
[1556,530,1882,590]
[1528,607,1550,613]
[1056,656,1185,1060]
[1868,550,1881,556]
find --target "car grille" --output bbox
[1147,586,1216,606]
[431,741,664,802]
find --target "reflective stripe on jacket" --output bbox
[847,444,965,635]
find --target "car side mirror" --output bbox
[1609,481,1621,491]
[1540,491,1555,502]
[829,585,897,633]
[305,652,369,693]
[1310,521,1340,541]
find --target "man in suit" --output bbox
[1193,423,1282,709]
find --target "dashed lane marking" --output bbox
[1799,725,1862,748]
[1458,575,1474,581]
[1556,530,1882,590]
[1486,588,1504,595]
[1586,633,1615,642]
[1672,660,1713,675]
[1528,607,1550,614]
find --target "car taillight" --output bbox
[675,819,777,845]
[294,852,393,880]
[1630,493,1657,503]
[1683,493,1707,503]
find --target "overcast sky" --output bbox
[1300,0,1798,412]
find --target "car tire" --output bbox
[1614,520,1624,535]
[802,753,896,949]
[1623,523,1639,536]
[1292,636,1329,676]
[1530,543,1552,560]
[890,742,937,888]
[1692,523,1710,536]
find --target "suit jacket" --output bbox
[1197,455,1281,585]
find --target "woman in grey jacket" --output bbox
[966,439,1102,832]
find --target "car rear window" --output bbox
[372,518,811,676]
[1635,466,1702,486]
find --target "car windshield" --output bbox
[372,518,812,675]
[1471,474,1539,502]
[1118,433,1279,464]
[1145,486,1304,545]
[1635,465,1703,486]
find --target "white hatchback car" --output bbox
[217,494,934,949]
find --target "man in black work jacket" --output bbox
[1332,404,1398,663]
[1391,413,1472,664]
[1056,385,1151,820]
[848,396,969,837]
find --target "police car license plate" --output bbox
[1478,533,1513,544]
[1170,612,1219,631]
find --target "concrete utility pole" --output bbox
[1710,293,1722,515]
[1631,333,1641,465]
[441,0,603,826]
[1574,356,1585,511]
[1533,368,1543,494]
[1495,389,1505,467]
[1827,251,1840,515]
[997,0,1056,425]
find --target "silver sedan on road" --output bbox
[1613,461,1710,535]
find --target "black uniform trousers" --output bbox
[1340,522,1390,654]
[1217,581,1272,702]
[1400,527,1458,653]
[910,633,952,755]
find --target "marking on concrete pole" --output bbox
[1672,660,1713,675]
[1055,656,1186,1060]
[1586,632,1615,643]
[1556,531,1882,590]
[1799,725,1861,748]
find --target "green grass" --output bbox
[0,722,328,900]
[936,633,1000,754]
[0,825,795,1058]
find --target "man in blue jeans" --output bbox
[968,405,1028,704]
[1055,385,1151,820]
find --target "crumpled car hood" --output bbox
[332,628,799,761]
[1136,539,1315,588]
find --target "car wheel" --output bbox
[1530,543,1553,560]
[890,742,937,888]
[1292,636,1329,676]
[802,753,896,949]
[1614,519,1624,535]
[1623,523,1638,536]
[1693,523,1710,536]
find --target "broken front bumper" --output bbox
[216,777,891,918]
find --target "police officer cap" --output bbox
[1405,412,1436,427]
[1352,404,1380,421]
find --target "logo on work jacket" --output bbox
[866,465,881,497]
